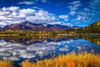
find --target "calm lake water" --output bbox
[0,36,100,66]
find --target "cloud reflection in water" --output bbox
[0,38,100,61]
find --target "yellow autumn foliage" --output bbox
[22,52,100,67]
[0,60,13,67]
[97,41,100,45]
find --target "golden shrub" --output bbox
[0,60,13,67]
[21,52,100,67]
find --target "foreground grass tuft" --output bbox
[0,60,13,67]
[22,52,100,67]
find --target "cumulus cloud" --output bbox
[26,10,56,24]
[0,6,57,26]
[18,1,35,5]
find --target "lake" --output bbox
[0,36,100,66]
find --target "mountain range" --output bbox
[1,21,81,31]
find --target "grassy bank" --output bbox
[22,52,100,67]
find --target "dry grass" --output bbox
[0,60,13,67]
[21,52,100,67]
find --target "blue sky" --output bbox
[0,0,100,27]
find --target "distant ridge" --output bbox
[1,21,81,31]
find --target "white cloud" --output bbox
[69,1,80,4]
[2,6,19,11]
[26,10,56,24]
[69,11,76,16]
[18,0,48,5]
[18,1,35,5]
[75,22,79,24]
[68,1,81,10]
[49,21,61,24]
[66,23,73,26]
[68,1,81,17]
[73,0,100,23]
[20,9,36,16]
[76,15,81,20]
[59,47,69,51]
[89,0,100,18]
[33,7,43,10]
[83,8,89,11]
[75,0,100,23]
[67,0,100,23]
[59,15,69,21]
[0,6,57,26]
[0,22,7,26]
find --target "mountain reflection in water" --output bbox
[0,36,100,63]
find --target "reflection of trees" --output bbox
[0,36,70,45]
[80,37,100,46]
[0,35,100,46]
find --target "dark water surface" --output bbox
[0,36,100,66]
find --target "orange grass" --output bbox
[0,60,13,67]
[21,52,100,67]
